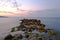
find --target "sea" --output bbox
[0,17,60,38]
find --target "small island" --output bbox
[4,19,60,40]
[0,16,8,18]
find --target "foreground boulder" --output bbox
[4,34,13,40]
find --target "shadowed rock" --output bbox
[4,34,13,40]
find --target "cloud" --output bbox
[27,9,60,17]
[0,9,60,17]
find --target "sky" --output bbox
[0,0,60,17]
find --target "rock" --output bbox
[4,34,13,40]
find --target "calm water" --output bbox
[0,17,60,38]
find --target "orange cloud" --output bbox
[0,10,29,16]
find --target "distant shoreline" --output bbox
[0,16,8,18]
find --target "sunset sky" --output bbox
[0,0,60,17]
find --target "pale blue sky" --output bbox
[18,0,60,10]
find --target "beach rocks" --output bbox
[4,19,59,40]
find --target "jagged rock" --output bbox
[8,19,59,40]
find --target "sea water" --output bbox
[0,17,60,38]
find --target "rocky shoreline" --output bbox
[4,19,60,40]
